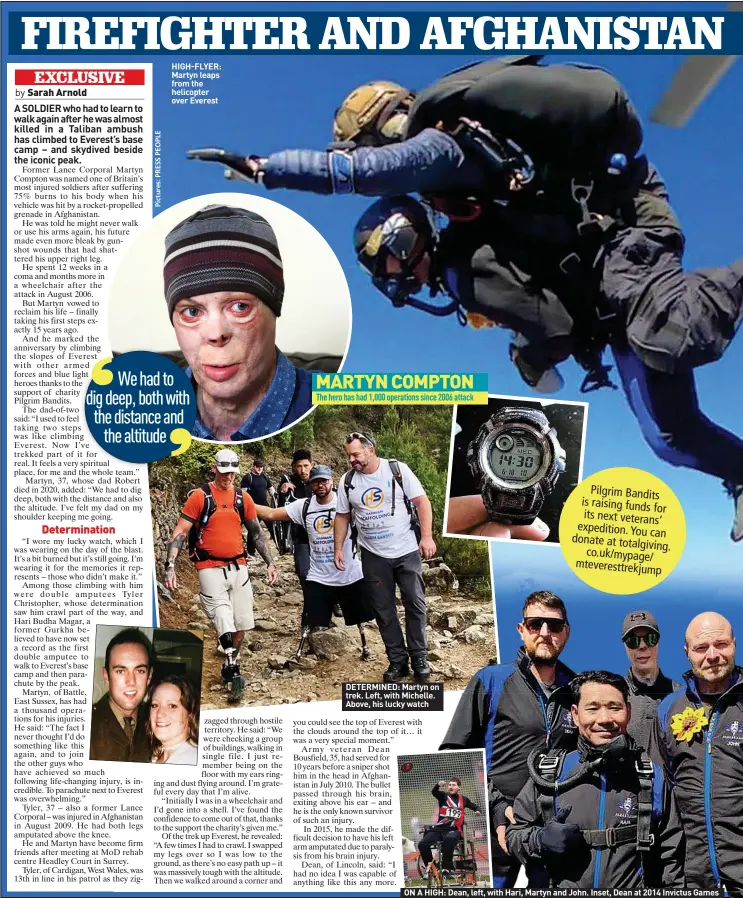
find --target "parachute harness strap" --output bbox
[449,118,535,189]
[579,362,618,394]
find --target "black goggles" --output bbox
[523,617,567,634]
[624,632,659,649]
[217,462,239,469]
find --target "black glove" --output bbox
[186,148,265,183]
[538,806,586,858]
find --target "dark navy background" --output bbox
[5,9,743,55]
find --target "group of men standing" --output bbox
[164,432,437,693]
[442,591,743,893]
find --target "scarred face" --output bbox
[172,291,276,404]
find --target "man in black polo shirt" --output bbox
[621,610,679,753]
[278,449,313,583]
[241,458,275,555]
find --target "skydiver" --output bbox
[189,55,743,376]
[352,194,743,542]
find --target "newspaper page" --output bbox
[3,5,743,898]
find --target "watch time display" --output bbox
[489,430,544,483]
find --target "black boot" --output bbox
[383,662,410,683]
[725,481,743,543]
[411,655,431,682]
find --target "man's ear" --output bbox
[571,704,579,728]
[102,666,110,688]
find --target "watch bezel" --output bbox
[477,419,553,491]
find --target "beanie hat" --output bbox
[164,205,284,321]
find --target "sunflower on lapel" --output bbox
[671,706,709,743]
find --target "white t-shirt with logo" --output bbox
[336,458,424,559]
[285,493,362,586]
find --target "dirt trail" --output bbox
[158,551,495,710]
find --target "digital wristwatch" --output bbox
[466,407,566,525]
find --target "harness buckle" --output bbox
[537,755,560,773]
[638,834,655,850]
[604,827,617,848]
[570,179,594,204]
[559,252,581,275]
[635,758,654,777]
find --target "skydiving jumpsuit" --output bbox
[256,57,743,377]
[507,740,685,888]
[432,230,743,488]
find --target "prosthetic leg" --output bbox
[295,625,311,661]
[358,624,372,661]
[219,632,244,703]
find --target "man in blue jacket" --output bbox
[439,590,577,886]
[657,612,743,894]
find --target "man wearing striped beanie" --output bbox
[164,204,313,441]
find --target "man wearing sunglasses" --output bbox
[335,431,436,684]
[621,611,679,754]
[164,448,278,700]
[440,590,577,887]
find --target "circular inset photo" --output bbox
[108,193,351,442]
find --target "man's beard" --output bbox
[695,660,734,690]
[529,645,559,667]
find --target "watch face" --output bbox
[488,429,544,483]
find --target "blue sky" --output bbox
[5,2,740,580]
[154,39,743,576]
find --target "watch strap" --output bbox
[482,472,554,525]
[469,408,565,526]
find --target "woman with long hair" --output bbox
[147,674,199,765]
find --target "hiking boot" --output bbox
[227,674,245,703]
[725,482,743,542]
[411,655,431,682]
[383,662,409,683]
